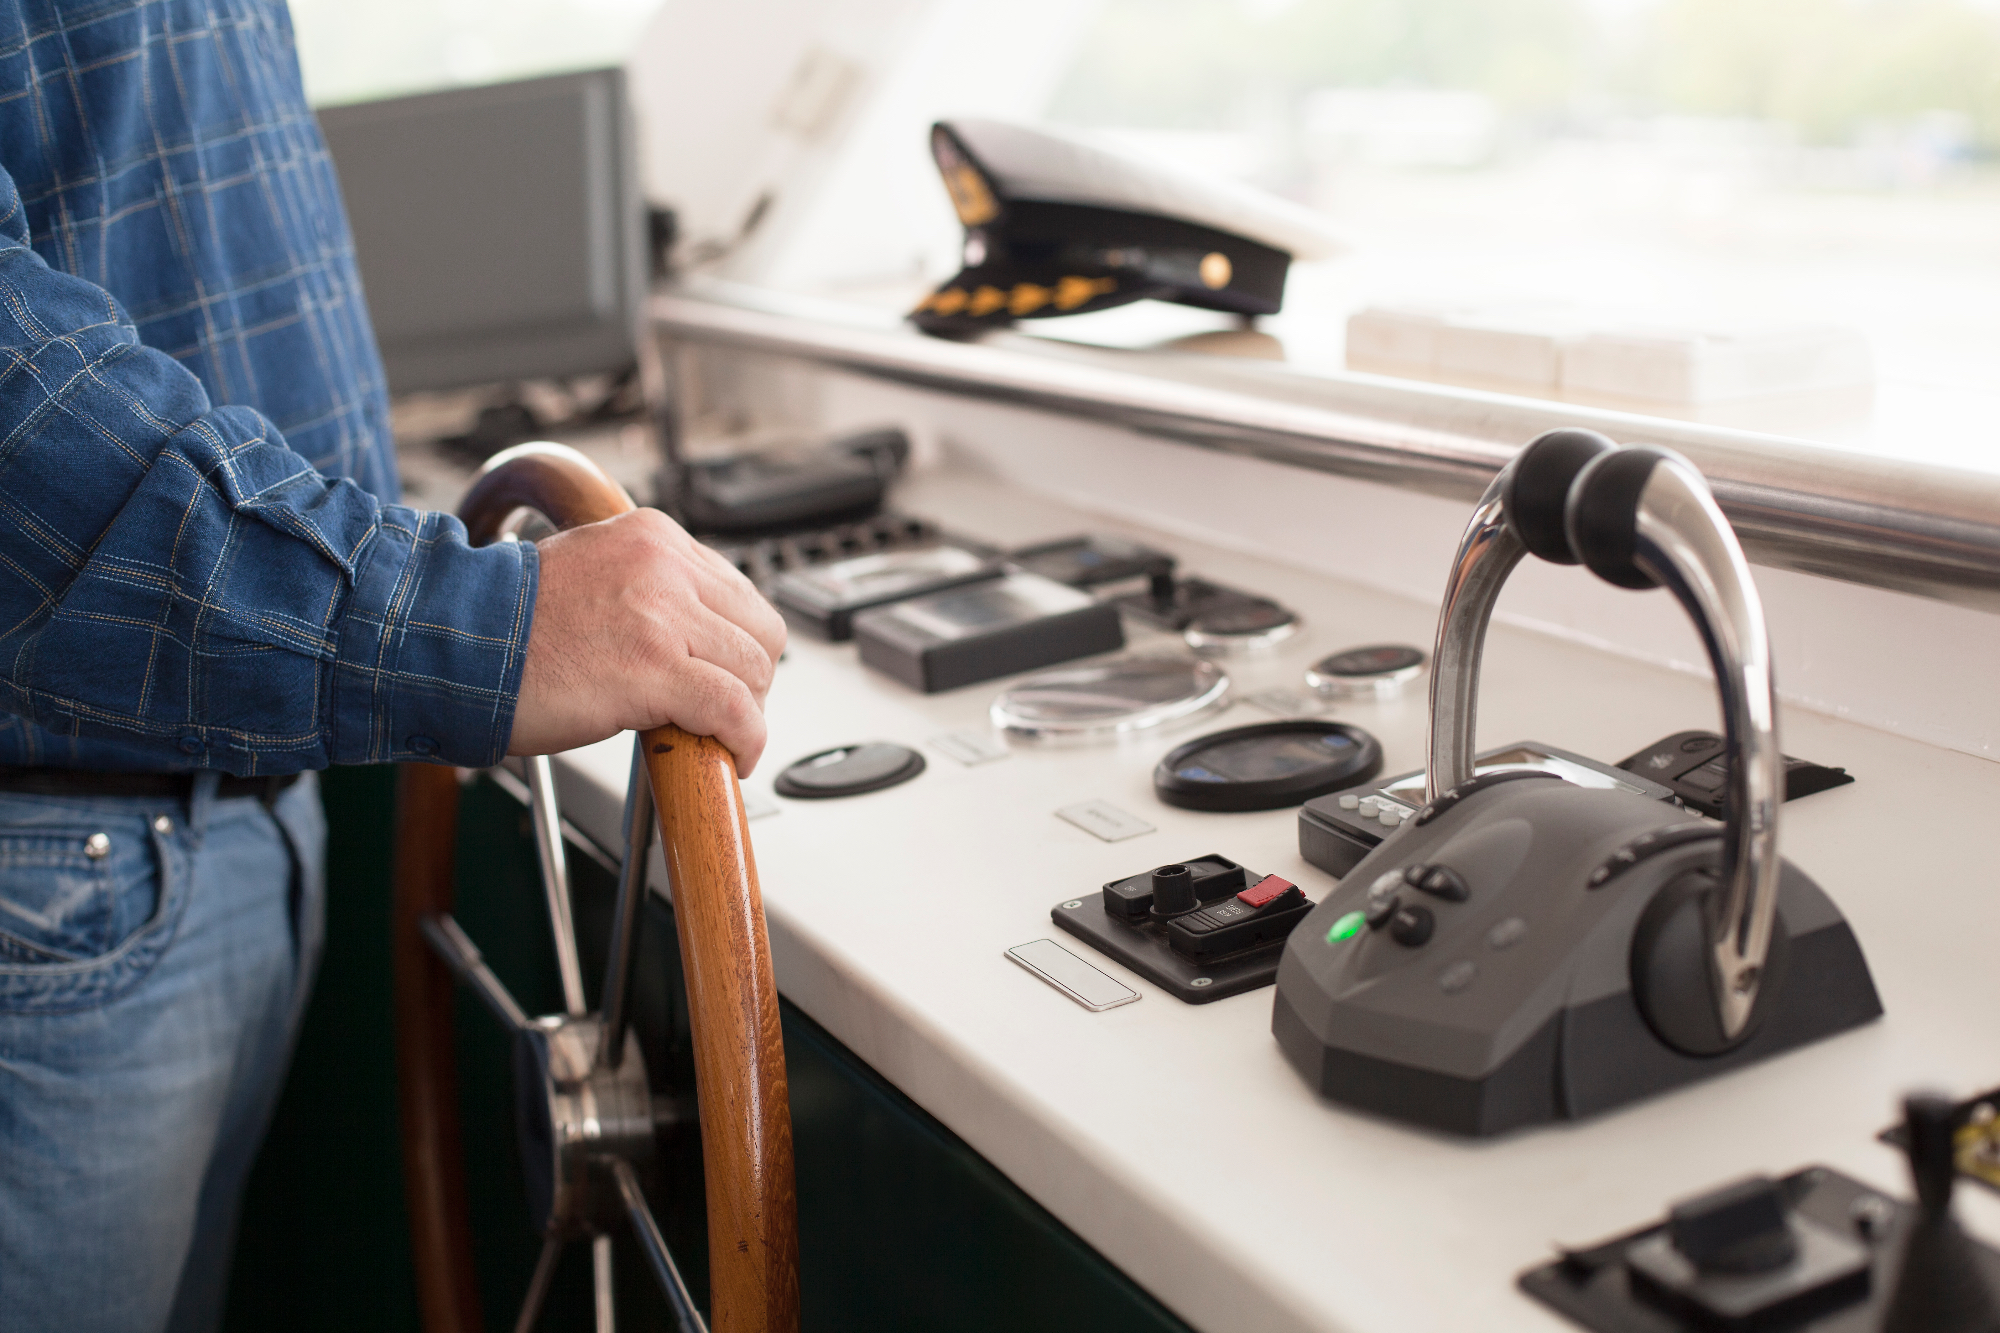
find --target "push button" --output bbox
[1388,902,1434,947]
[1438,960,1476,993]
[1487,917,1528,950]
[1366,871,1404,923]
[1414,865,1469,902]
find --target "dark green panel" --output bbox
[224,764,416,1330]
[784,1005,1193,1333]
[226,771,1195,1333]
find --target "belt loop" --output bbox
[187,771,222,835]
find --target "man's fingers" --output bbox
[646,657,768,776]
[681,610,777,705]
[690,564,787,666]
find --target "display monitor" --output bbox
[320,67,647,394]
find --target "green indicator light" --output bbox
[1327,910,1366,942]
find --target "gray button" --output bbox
[1370,870,1405,898]
[1439,960,1477,993]
[1487,917,1528,950]
[1377,809,1399,827]
[1357,797,1380,814]
[1338,794,1360,810]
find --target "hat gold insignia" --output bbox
[1199,251,1232,290]
[1008,283,1051,316]
[968,285,1009,317]
[943,163,998,228]
[1055,275,1117,311]
[925,287,970,316]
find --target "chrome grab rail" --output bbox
[655,283,2000,614]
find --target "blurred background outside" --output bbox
[291,0,2000,469]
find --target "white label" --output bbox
[1055,800,1154,842]
[1006,939,1140,1011]
[930,730,1010,766]
[1245,687,1328,717]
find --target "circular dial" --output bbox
[1304,644,1428,699]
[1154,720,1383,813]
[992,654,1230,743]
[1183,600,1301,655]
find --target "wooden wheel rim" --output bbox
[392,443,800,1332]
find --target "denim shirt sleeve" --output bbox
[0,164,537,774]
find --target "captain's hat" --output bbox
[911,117,1344,335]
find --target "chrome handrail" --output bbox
[654,283,2000,614]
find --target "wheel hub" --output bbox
[513,1013,655,1235]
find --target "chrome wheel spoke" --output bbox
[611,1158,707,1333]
[420,913,531,1033]
[526,754,588,1017]
[512,1233,565,1333]
[593,1234,616,1333]
[596,736,655,1070]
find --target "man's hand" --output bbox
[508,508,788,773]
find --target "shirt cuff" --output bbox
[327,506,538,767]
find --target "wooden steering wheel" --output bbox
[390,443,799,1332]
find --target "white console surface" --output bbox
[550,467,2000,1333]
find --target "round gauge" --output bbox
[991,654,1230,743]
[773,742,926,799]
[1183,600,1300,656]
[1304,644,1427,699]
[1153,720,1383,812]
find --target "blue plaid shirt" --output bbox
[0,0,536,774]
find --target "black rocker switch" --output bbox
[1100,855,1249,921]
[1166,875,1312,961]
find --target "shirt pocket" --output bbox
[0,828,155,965]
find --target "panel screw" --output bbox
[1190,977,1213,988]
[1062,900,1083,909]
[1850,1194,1894,1241]
[84,833,110,859]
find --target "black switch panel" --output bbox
[1617,729,1853,819]
[1051,854,1315,1003]
[1520,1165,2000,1333]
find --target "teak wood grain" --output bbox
[392,762,483,1333]
[460,442,799,1332]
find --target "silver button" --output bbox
[1357,797,1380,814]
[1370,870,1405,896]
[1487,917,1528,950]
[1377,809,1399,827]
[153,815,173,835]
[1439,960,1477,993]
[84,832,110,859]
[1338,794,1360,810]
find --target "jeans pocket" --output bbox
[0,803,183,1014]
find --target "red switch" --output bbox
[1238,874,1297,909]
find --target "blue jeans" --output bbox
[0,773,327,1333]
